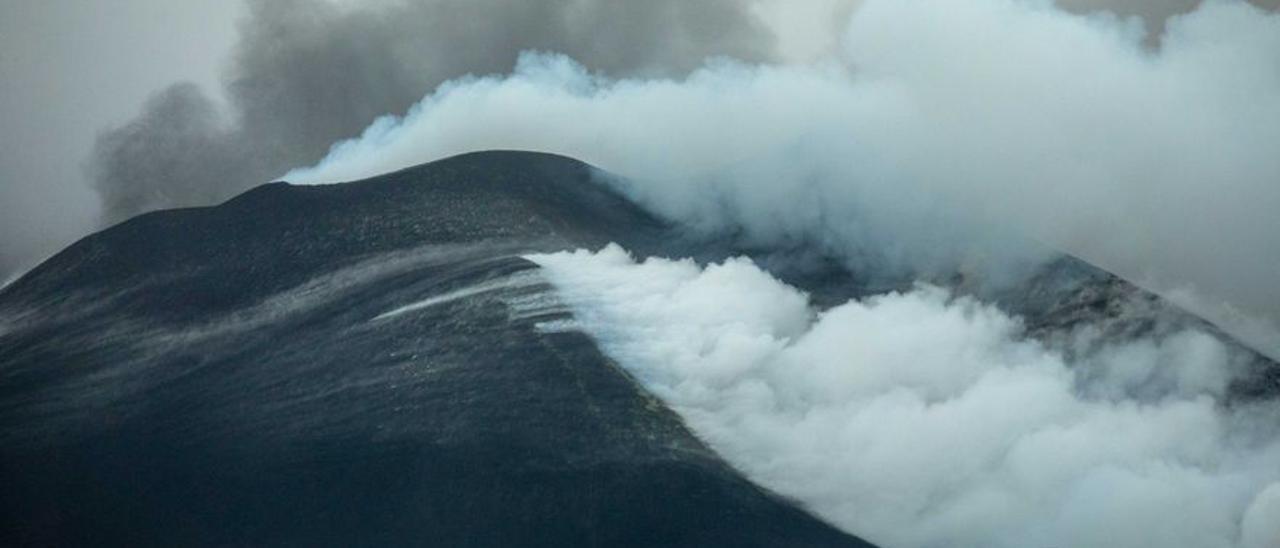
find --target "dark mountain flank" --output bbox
[0,151,872,547]
[2,150,1275,547]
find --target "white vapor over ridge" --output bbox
[529,244,1280,548]
[286,0,1280,357]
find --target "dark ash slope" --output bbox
[0,151,871,547]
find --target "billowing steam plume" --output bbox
[286,0,1280,358]
[530,244,1280,548]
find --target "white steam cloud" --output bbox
[286,0,1280,357]
[529,244,1280,548]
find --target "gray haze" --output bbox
[0,0,240,280]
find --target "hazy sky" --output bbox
[0,0,241,277]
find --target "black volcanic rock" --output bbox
[0,152,873,547]
[4,150,1276,547]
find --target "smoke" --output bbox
[5,0,1273,280]
[85,0,1258,227]
[285,0,1280,357]
[1058,0,1279,37]
[529,244,1280,548]
[90,84,242,220]
[85,0,777,226]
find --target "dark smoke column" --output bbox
[88,0,775,225]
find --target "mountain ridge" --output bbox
[0,150,872,547]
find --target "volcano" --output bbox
[0,151,875,547]
[1,151,1275,547]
